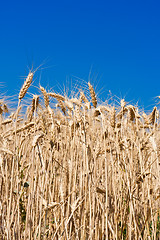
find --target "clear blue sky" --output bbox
[0,0,160,110]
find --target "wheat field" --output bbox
[0,72,160,239]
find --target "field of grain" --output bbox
[0,71,160,239]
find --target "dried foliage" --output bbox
[0,79,160,240]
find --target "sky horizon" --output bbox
[0,0,160,111]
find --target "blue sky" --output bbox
[0,0,160,110]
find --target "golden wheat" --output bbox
[27,95,39,122]
[79,91,89,103]
[88,82,97,108]
[48,92,65,101]
[40,86,49,108]
[0,79,160,240]
[19,72,33,100]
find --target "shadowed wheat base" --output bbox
[0,75,160,240]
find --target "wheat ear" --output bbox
[40,86,49,108]
[143,113,149,125]
[148,107,157,125]
[27,95,39,122]
[88,82,97,108]
[79,91,89,103]
[48,92,65,101]
[19,72,33,100]
[110,106,116,128]
[57,100,66,115]
[127,105,136,122]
